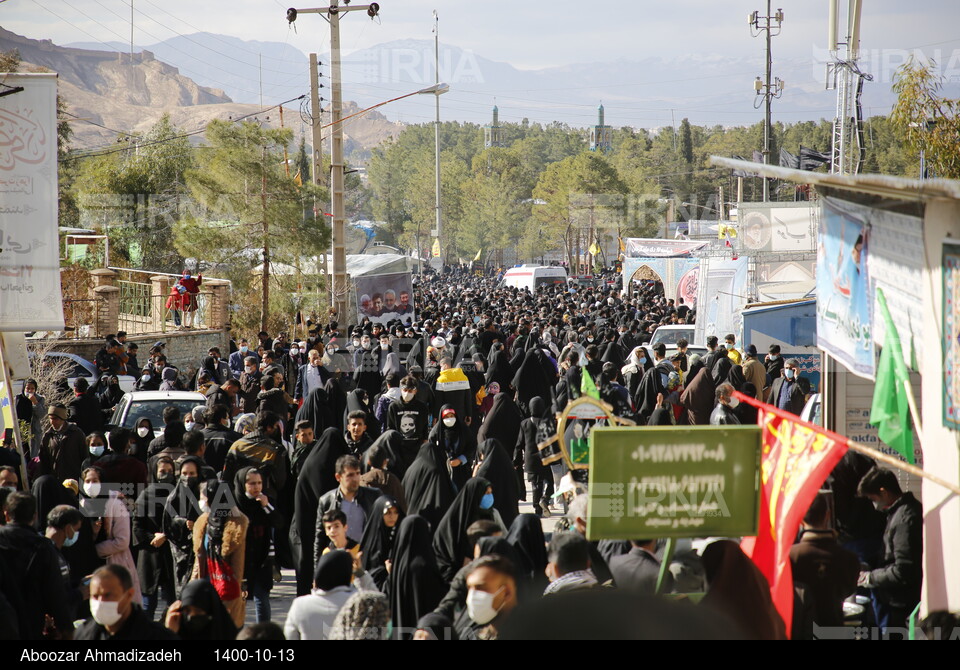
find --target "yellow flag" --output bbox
[589,242,601,256]
[618,237,625,253]
[473,248,482,262]
[293,170,303,187]
[431,238,441,257]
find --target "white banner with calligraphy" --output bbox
[0,73,64,330]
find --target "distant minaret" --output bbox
[590,103,612,153]
[484,103,505,148]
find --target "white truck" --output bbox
[499,265,568,292]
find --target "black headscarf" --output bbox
[401,441,456,534]
[477,393,523,449]
[711,357,733,387]
[506,513,549,595]
[202,356,222,385]
[485,346,513,390]
[344,389,378,437]
[387,515,448,639]
[324,377,348,433]
[475,439,520,528]
[363,429,405,478]
[202,479,233,550]
[132,417,154,462]
[290,427,349,594]
[511,349,553,412]
[416,612,458,641]
[178,579,239,640]
[427,404,477,491]
[166,456,204,522]
[313,549,354,591]
[233,466,265,519]
[31,474,70,532]
[359,495,405,590]
[727,364,747,391]
[432,477,493,581]
[295,385,335,437]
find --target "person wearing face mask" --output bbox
[163,457,204,598]
[709,383,741,426]
[353,333,383,401]
[134,457,177,621]
[433,478,502,582]
[234,467,282,623]
[229,338,258,377]
[80,432,110,472]
[428,406,477,493]
[44,504,87,620]
[462,554,519,640]
[723,333,742,366]
[177,269,203,330]
[81,466,143,605]
[295,348,331,402]
[39,405,87,483]
[387,377,431,470]
[768,358,811,416]
[764,343,785,384]
[191,479,248,627]
[238,355,263,414]
[74,564,177,640]
[376,332,401,379]
[164,578,238,640]
[741,345,767,402]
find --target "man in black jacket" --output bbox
[857,468,923,634]
[74,565,177,640]
[200,405,241,474]
[767,359,810,416]
[609,539,672,595]
[68,377,104,435]
[0,492,74,639]
[313,455,380,566]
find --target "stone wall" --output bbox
[40,330,230,378]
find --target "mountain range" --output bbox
[60,33,940,130]
[0,27,403,156]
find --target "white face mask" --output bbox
[380,343,389,350]
[466,587,503,626]
[184,421,195,432]
[290,348,299,356]
[141,374,150,383]
[137,427,150,438]
[442,417,456,428]
[401,391,415,403]
[245,366,255,374]
[728,397,740,409]
[90,598,124,627]
[352,339,361,348]
[89,445,105,457]
[83,481,101,498]
[200,499,211,514]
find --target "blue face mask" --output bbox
[784,369,795,380]
[480,493,495,510]
[63,530,79,547]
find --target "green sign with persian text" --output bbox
[586,426,761,540]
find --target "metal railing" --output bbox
[116,279,211,334]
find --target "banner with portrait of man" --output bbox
[355,272,416,325]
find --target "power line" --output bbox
[62,94,306,163]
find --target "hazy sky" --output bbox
[5,0,960,70]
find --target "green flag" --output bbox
[580,368,600,401]
[869,288,915,464]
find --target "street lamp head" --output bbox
[418,82,450,95]
[286,7,297,23]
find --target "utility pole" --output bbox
[432,10,442,267]
[287,2,381,322]
[827,0,871,175]
[750,3,784,201]
[309,52,330,294]
[261,144,270,332]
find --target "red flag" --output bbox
[733,390,849,638]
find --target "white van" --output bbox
[500,265,568,292]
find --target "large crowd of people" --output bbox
[0,264,929,640]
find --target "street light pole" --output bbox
[433,10,442,268]
[288,2,380,322]
[750,3,784,202]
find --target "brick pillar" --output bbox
[150,275,172,332]
[93,285,120,338]
[89,268,118,290]
[204,280,231,331]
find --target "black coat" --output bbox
[133,482,176,596]
[868,492,923,609]
[74,604,178,640]
[289,428,347,596]
[433,477,494,582]
[386,515,448,639]
[475,439,520,529]
[609,546,670,595]
[0,523,73,639]
[401,442,457,535]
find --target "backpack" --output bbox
[203,533,241,601]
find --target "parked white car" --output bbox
[649,325,696,347]
[110,390,206,437]
[13,352,136,396]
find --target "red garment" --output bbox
[167,274,203,312]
